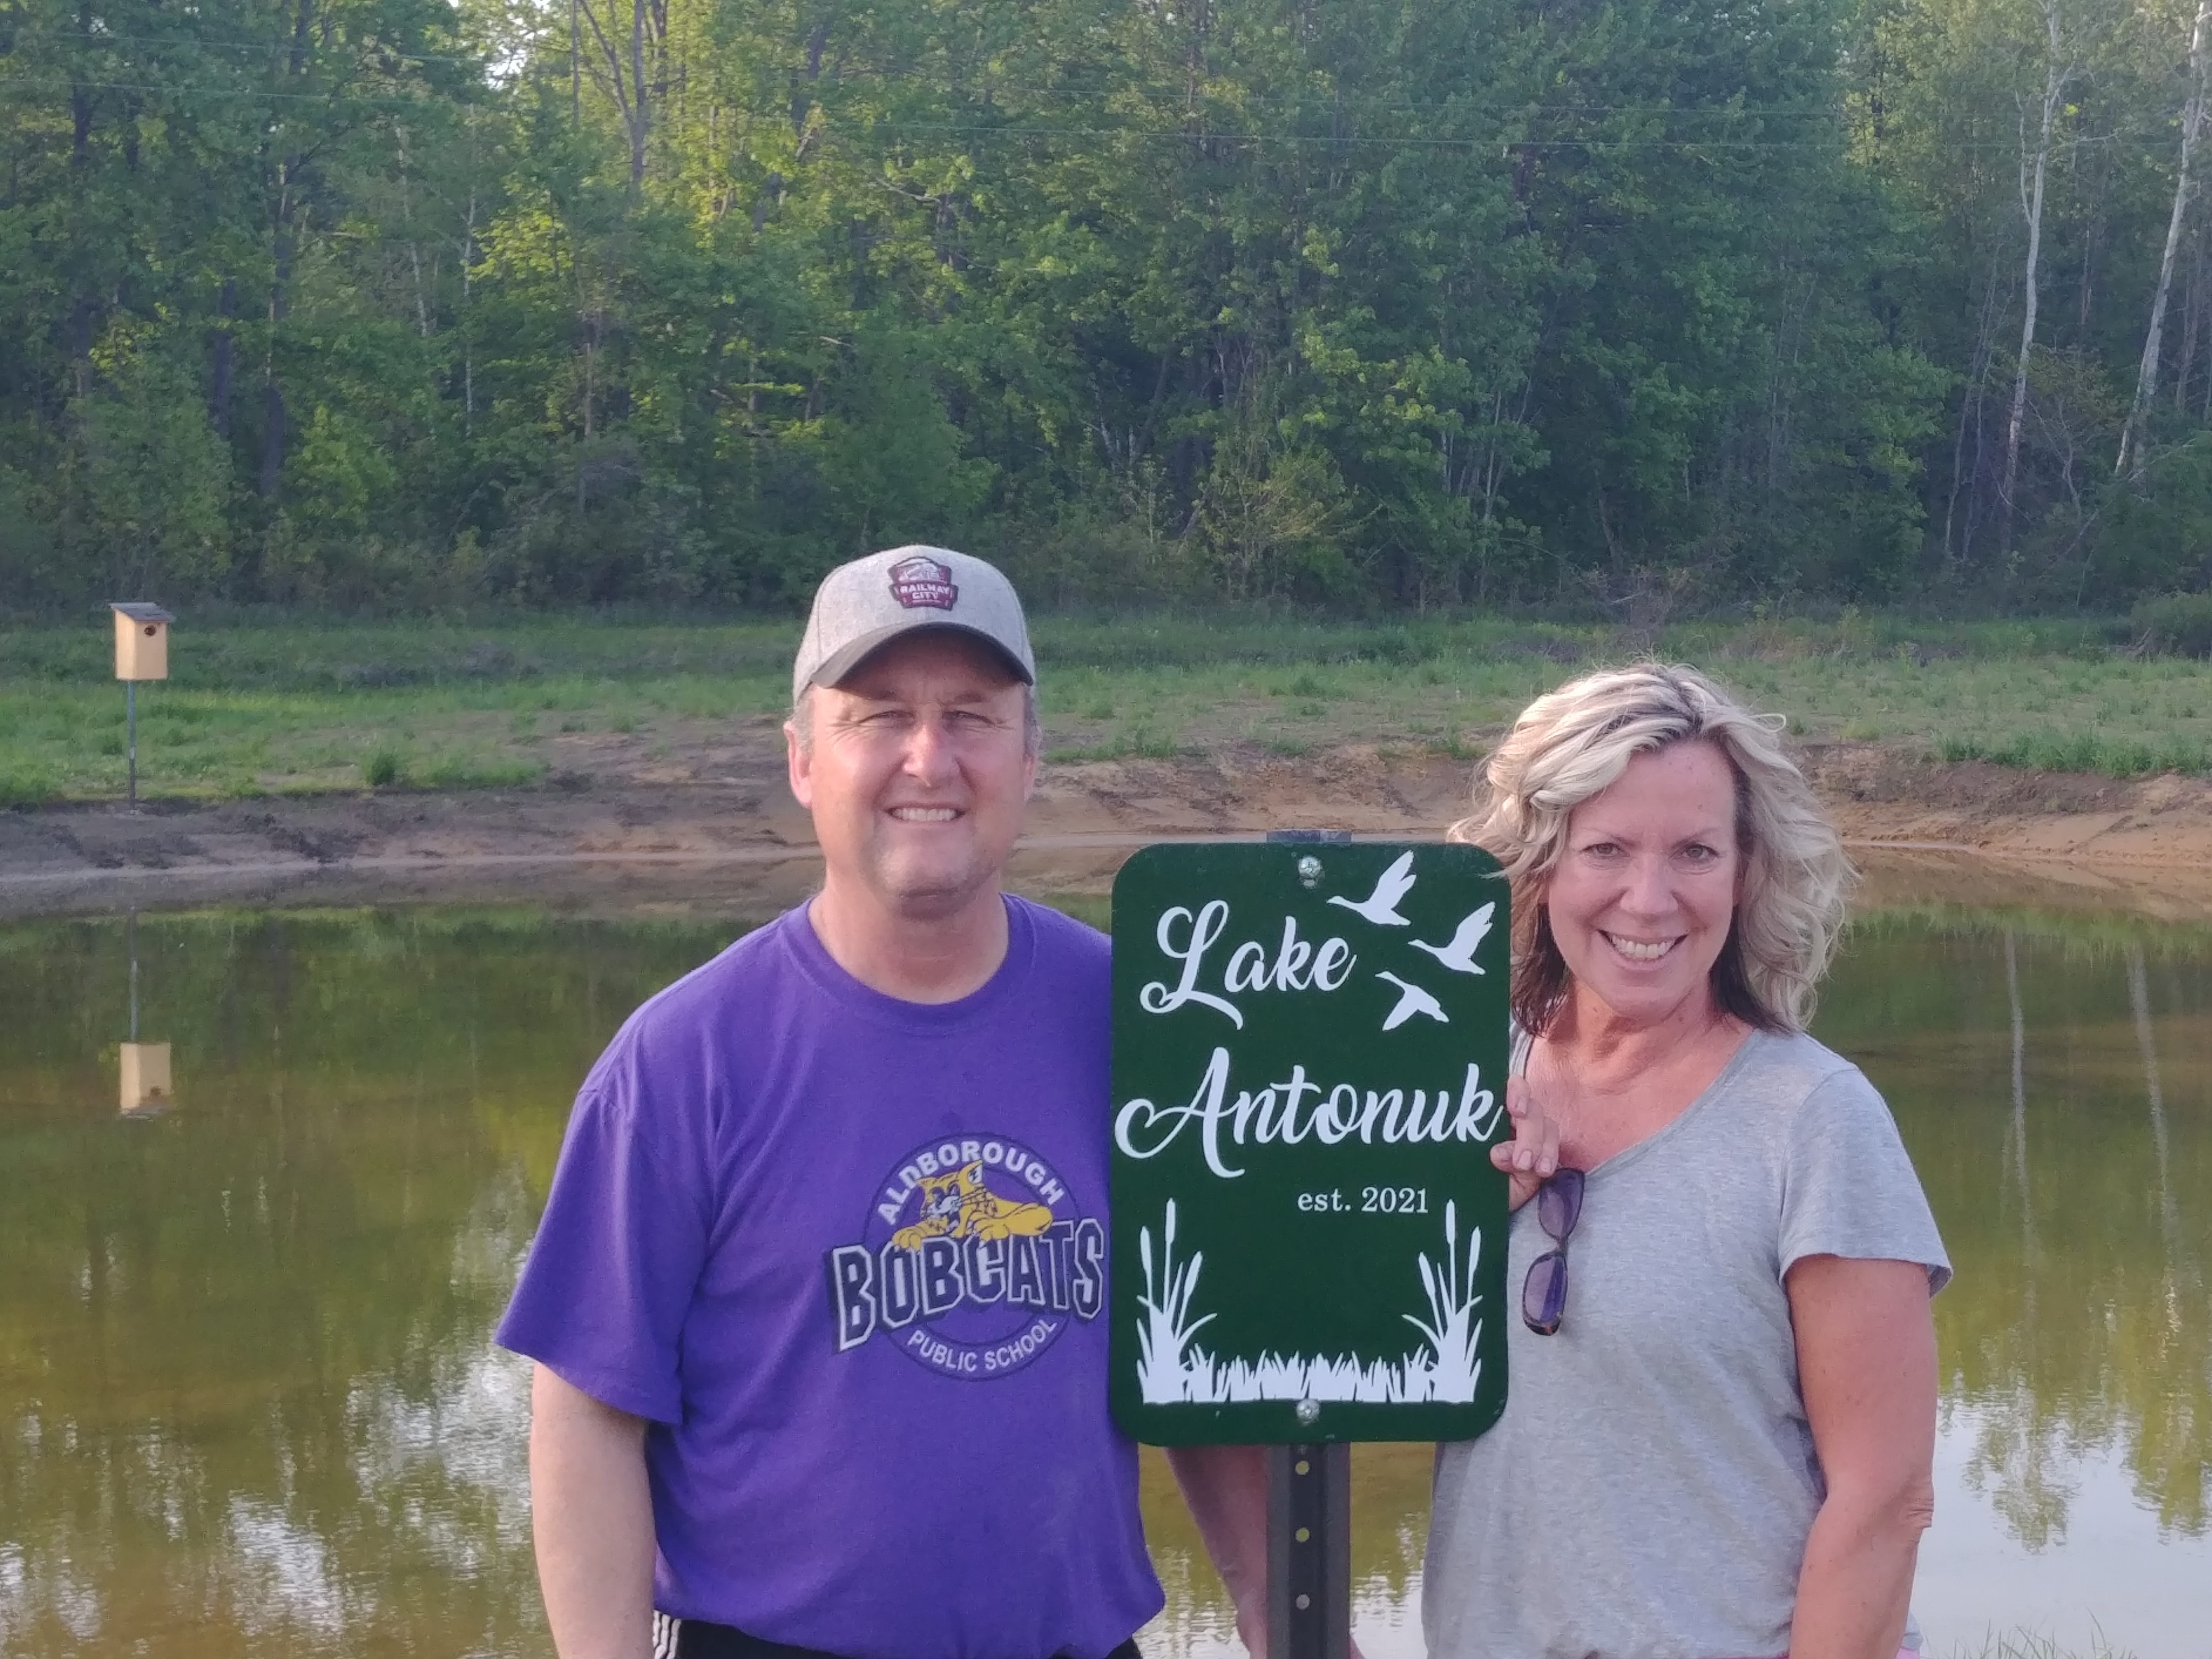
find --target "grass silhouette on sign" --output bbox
[1135,1198,1485,1405]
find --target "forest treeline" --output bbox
[12,0,2212,613]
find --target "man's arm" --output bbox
[1165,1446,1271,1654]
[1785,1254,1939,1659]
[530,1363,657,1659]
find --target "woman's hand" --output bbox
[1489,1075,1560,1211]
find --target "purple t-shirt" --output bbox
[496,895,1161,1659]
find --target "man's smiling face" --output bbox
[786,630,1036,923]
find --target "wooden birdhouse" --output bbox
[119,1042,174,1115]
[111,602,174,681]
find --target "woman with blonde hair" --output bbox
[1422,661,1950,1659]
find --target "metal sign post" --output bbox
[1109,835,1512,1658]
[1267,1441,1351,1659]
[1258,833,1354,1659]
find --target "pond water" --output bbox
[1,881,2206,1658]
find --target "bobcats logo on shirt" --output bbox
[826,1136,1104,1379]
[890,1162,1054,1251]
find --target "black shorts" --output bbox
[651,1613,1142,1659]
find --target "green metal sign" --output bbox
[1109,841,1513,1445]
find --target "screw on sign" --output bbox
[1109,836,1512,1659]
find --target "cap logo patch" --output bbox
[889,555,959,611]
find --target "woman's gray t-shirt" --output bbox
[1422,1028,1950,1659]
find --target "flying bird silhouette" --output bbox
[1376,971,1449,1031]
[1409,902,1497,975]
[1327,850,1418,927]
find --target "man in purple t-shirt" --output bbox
[498,548,1163,1659]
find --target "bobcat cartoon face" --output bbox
[890,1161,1054,1251]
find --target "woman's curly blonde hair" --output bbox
[1448,661,1854,1036]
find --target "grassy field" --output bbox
[2,609,2209,806]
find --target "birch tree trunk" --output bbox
[629,0,648,188]
[575,0,653,190]
[2004,931,2037,1266]
[2001,0,2071,563]
[2119,0,2212,479]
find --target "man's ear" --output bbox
[785,719,814,809]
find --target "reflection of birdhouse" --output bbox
[119,1042,173,1115]
[111,602,173,681]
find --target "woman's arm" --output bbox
[530,1364,657,1659]
[1784,1255,1939,1659]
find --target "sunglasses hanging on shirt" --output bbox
[1521,1167,1586,1336]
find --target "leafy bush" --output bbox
[2080,432,2212,606]
[2128,591,2212,658]
[415,755,544,790]
[363,748,404,788]
[0,760,61,808]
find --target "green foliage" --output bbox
[2089,438,2212,608]
[0,0,1973,612]
[0,759,60,809]
[1936,728,2212,777]
[415,752,546,789]
[2129,589,2212,657]
[11,0,2212,613]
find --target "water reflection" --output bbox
[116,909,174,1118]
[0,899,2206,1657]
[1818,911,2212,1654]
[1820,915,2211,1544]
[0,908,747,1657]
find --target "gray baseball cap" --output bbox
[791,546,1036,705]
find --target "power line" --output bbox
[18,31,2178,124]
[0,77,2198,154]
[14,28,492,66]
[9,35,1862,114]
[0,74,470,105]
[843,119,2212,154]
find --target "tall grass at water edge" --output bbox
[1936,729,2212,777]
[1943,1631,2148,1659]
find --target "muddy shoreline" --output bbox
[10,738,2212,919]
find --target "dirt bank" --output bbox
[9,735,2212,918]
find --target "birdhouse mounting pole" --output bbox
[126,681,138,807]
